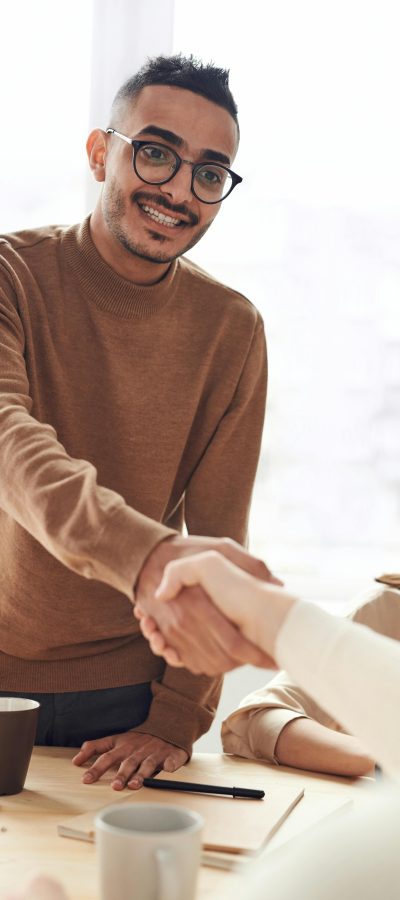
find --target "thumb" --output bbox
[155,557,201,602]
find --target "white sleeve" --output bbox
[275,600,400,778]
[231,788,400,900]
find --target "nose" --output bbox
[158,161,194,206]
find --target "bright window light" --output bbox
[0,0,93,231]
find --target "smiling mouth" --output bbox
[138,203,186,229]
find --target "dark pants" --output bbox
[0,683,152,747]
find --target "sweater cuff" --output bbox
[81,503,177,600]
[222,707,306,764]
[134,680,217,758]
[248,707,308,764]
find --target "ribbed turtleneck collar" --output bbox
[62,216,179,319]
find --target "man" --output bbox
[0,55,271,791]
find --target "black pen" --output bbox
[142,777,265,799]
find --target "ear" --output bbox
[86,129,107,183]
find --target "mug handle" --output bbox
[154,847,178,900]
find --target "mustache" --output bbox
[132,191,199,226]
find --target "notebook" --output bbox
[58,781,304,855]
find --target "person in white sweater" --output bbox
[147,552,400,777]
[222,583,400,777]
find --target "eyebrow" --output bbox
[136,124,231,166]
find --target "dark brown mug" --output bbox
[0,698,40,794]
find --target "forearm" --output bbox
[0,402,175,598]
[137,667,223,756]
[275,717,375,777]
[276,601,400,777]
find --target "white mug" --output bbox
[96,803,204,900]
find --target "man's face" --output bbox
[101,85,239,265]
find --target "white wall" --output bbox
[86,0,175,210]
[173,0,400,590]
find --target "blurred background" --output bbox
[1,0,400,747]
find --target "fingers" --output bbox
[215,538,282,585]
[126,747,188,789]
[139,616,185,664]
[143,623,184,667]
[164,586,246,673]
[72,736,113,767]
[116,749,161,790]
[268,574,285,587]
[81,747,123,785]
[73,732,188,791]
[139,615,160,641]
[162,647,185,667]
[149,630,276,673]
[144,627,166,654]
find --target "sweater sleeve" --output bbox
[221,671,336,763]
[135,667,223,756]
[275,599,400,778]
[0,271,175,601]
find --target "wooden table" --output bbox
[0,748,373,899]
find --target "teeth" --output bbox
[141,205,181,227]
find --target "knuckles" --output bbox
[80,740,95,752]
[253,558,271,580]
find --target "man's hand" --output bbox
[134,536,281,674]
[72,731,188,790]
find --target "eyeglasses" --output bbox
[105,128,242,204]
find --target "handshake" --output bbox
[134,535,293,675]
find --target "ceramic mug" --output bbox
[0,697,40,795]
[96,802,204,900]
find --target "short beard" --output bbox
[102,180,213,264]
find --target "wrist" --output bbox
[250,585,297,657]
[135,531,179,586]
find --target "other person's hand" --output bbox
[134,536,281,674]
[72,731,188,790]
[140,551,295,671]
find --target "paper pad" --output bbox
[58,783,304,855]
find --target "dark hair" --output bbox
[110,54,239,127]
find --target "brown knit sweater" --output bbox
[0,217,267,753]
